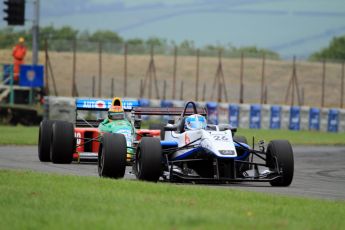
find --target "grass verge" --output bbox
[236,128,345,146]
[1,124,345,146]
[0,125,38,145]
[0,170,344,230]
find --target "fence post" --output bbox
[92,76,95,97]
[149,45,153,99]
[163,80,167,100]
[141,45,160,99]
[239,52,244,103]
[202,82,206,102]
[44,38,49,95]
[301,87,304,106]
[260,53,265,104]
[285,56,301,106]
[72,39,77,97]
[111,78,114,98]
[291,59,295,106]
[195,49,200,101]
[264,85,268,104]
[140,79,143,98]
[180,80,184,100]
[217,50,222,103]
[341,62,344,108]
[45,38,58,96]
[172,46,177,99]
[124,43,128,97]
[321,59,326,107]
[98,42,102,98]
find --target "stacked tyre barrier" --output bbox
[44,96,343,133]
[43,96,76,123]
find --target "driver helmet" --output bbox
[184,114,207,130]
[108,106,124,120]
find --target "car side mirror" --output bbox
[134,118,141,129]
[168,119,175,125]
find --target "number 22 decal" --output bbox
[213,135,229,141]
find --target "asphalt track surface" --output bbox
[1,145,345,200]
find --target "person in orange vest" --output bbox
[12,37,27,84]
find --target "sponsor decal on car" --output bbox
[76,99,139,110]
[80,100,109,109]
[95,100,106,108]
[185,133,190,144]
[75,132,82,145]
[211,134,229,142]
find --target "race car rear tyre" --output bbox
[38,120,55,162]
[149,123,166,140]
[233,136,250,174]
[135,137,162,182]
[50,121,75,164]
[98,133,127,178]
[159,124,167,140]
[266,140,294,187]
[149,123,164,130]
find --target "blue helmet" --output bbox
[184,114,207,130]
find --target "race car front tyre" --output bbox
[38,120,55,162]
[266,140,294,187]
[98,133,127,178]
[135,137,162,182]
[50,121,75,164]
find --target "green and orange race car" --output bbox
[38,97,160,177]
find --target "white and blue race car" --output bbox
[131,101,294,186]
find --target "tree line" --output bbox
[0,25,280,59]
[3,25,344,61]
[309,35,345,61]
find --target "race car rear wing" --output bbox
[76,98,207,116]
[75,98,140,127]
[132,107,207,117]
[75,98,139,111]
[75,98,207,127]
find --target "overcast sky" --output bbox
[1,0,345,59]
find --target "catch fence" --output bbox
[1,39,344,109]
